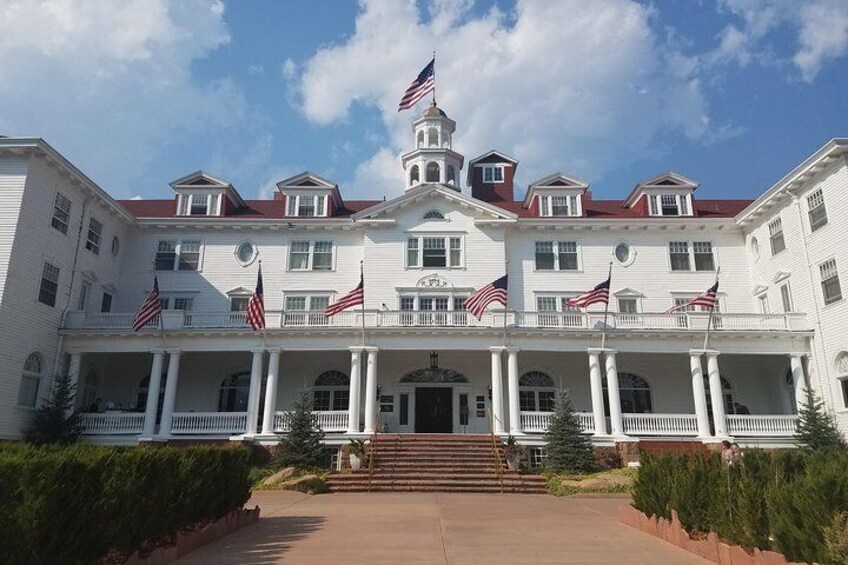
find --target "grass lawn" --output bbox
[546,467,636,496]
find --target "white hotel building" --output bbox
[1,103,847,455]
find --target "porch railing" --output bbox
[170,412,248,435]
[520,411,595,434]
[62,310,808,332]
[273,410,349,433]
[622,413,699,436]
[727,415,798,437]
[80,412,145,435]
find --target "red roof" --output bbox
[489,199,751,219]
[119,199,382,219]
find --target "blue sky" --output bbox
[1,0,847,203]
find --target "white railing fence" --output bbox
[520,411,594,434]
[273,410,349,433]
[170,412,248,435]
[622,413,699,436]
[80,412,145,435]
[727,415,798,437]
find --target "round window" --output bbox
[235,241,257,265]
[614,243,631,265]
[750,237,759,261]
[111,236,120,257]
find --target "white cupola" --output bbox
[400,102,465,192]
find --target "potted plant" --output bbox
[348,439,367,471]
[503,435,523,471]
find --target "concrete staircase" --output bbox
[326,434,548,494]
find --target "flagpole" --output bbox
[151,260,165,347]
[258,260,267,350]
[702,267,721,352]
[600,262,613,350]
[432,50,436,104]
[502,259,509,348]
[360,261,366,347]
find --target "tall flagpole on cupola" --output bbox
[432,50,436,104]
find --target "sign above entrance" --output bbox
[416,274,451,288]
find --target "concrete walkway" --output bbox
[177,491,707,564]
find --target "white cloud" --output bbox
[294,0,712,199]
[795,0,848,82]
[0,0,253,197]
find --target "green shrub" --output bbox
[823,511,848,565]
[543,389,596,474]
[274,388,326,471]
[25,373,82,445]
[632,453,674,520]
[0,443,251,564]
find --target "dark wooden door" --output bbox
[415,387,453,433]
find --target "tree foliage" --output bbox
[274,388,326,471]
[543,389,596,473]
[795,387,844,452]
[25,373,82,446]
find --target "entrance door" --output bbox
[415,387,453,433]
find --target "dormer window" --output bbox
[177,193,221,216]
[538,194,580,217]
[647,193,691,217]
[286,194,327,217]
[482,165,504,183]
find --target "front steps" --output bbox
[326,434,548,494]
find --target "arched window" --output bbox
[17,352,43,407]
[423,209,444,220]
[447,165,457,185]
[409,164,420,186]
[81,369,99,412]
[313,370,350,411]
[603,373,652,414]
[400,368,468,383]
[442,131,451,147]
[519,371,556,412]
[705,375,738,414]
[416,130,425,147]
[218,372,251,412]
[137,372,166,415]
[427,127,438,147]
[425,162,440,183]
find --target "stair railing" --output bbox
[486,408,505,494]
[367,410,383,493]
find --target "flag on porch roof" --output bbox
[664,281,719,314]
[132,274,162,331]
[246,264,265,331]
[465,275,508,319]
[398,57,435,111]
[566,275,611,308]
[325,274,364,317]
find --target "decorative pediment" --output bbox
[276,172,336,190]
[416,274,452,288]
[613,287,645,298]
[352,184,517,222]
[752,284,769,296]
[79,270,99,282]
[169,170,231,189]
[528,172,589,190]
[624,171,700,210]
[635,171,699,190]
[773,271,791,284]
[226,286,253,296]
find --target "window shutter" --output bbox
[286,195,297,216]
[648,195,658,216]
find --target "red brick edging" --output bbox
[618,505,805,565]
[123,506,261,564]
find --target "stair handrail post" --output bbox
[367,410,382,493]
[486,407,505,494]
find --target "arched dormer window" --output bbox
[313,370,349,411]
[423,209,444,220]
[427,127,438,147]
[18,352,43,407]
[447,165,457,185]
[218,372,251,412]
[518,371,556,412]
[425,162,440,183]
[409,165,420,186]
[603,372,652,413]
[417,130,425,148]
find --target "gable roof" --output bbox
[523,172,590,207]
[169,170,245,207]
[466,150,518,186]
[623,171,700,208]
[276,171,337,190]
[351,183,517,221]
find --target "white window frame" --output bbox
[154,239,204,272]
[807,189,828,232]
[618,297,639,314]
[288,240,335,271]
[18,353,43,408]
[86,218,102,255]
[283,293,332,325]
[177,193,222,217]
[482,165,505,183]
[648,193,692,217]
[405,235,464,270]
[780,283,793,313]
[534,241,580,271]
[537,194,581,217]
[769,218,786,255]
[38,262,60,307]
[758,294,770,314]
[668,240,715,272]
[820,258,842,305]
[285,194,328,217]
[77,280,91,311]
[534,295,584,327]
[51,192,71,235]
[158,295,195,311]
[100,291,113,313]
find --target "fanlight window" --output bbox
[519,371,555,387]
[218,372,251,412]
[603,372,652,414]
[519,371,556,412]
[314,370,349,387]
[425,162,440,183]
[423,210,444,220]
[18,352,43,407]
[313,370,349,411]
[400,367,468,383]
[24,352,42,373]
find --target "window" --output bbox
[51,192,71,234]
[614,243,631,265]
[230,296,249,311]
[425,162,440,182]
[648,193,691,216]
[423,209,444,220]
[86,218,102,254]
[518,371,556,412]
[17,353,43,407]
[820,259,842,305]
[758,294,769,314]
[155,240,201,271]
[750,237,759,261]
[807,189,827,231]
[286,194,327,217]
[482,165,504,183]
[284,295,331,325]
[77,281,91,311]
[101,292,113,313]
[538,194,580,217]
[178,193,221,216]
[669,241,714,271]
[618,298,638,314]
[769,218,786,255]
[781,284,793,313]
[447,165,457,185]
[38,262,60,307]
[313,371,349,411]
[111,236,120,257]
[603,373,652,413]
[535,241,578,271]
[535,296,583,327]
[218,372,251,412]
[410,165,420,185]
[235,241,256,265]
[407,236,462,269]
[159,296,194,311]
[289,241,334,271]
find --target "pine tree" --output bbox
[544,388,596,473]
[25,372,82,445]
[274,388,326,470]
[795,386,844,452]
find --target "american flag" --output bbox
[567,276,611,308]
[325,275,364,317]
[465,275,508,319]
[246,265,265,331]
[398,58,435,111]
[664,281,719,314]
[132,275,162,331]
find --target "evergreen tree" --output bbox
[795,386,844,452]
[544,388,596,473]
[274,388,326,470]
[25,372,82,445]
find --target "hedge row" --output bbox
[633,450,848,564]
[0,443,252,564]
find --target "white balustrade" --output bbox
[80,412,145,435]
[273,411,349,433]
[170,412,248,434]
[622,413,699,436]
[520,411,594,434]
[281,310,360,328]
[184,311,248,328]
[727,415,798,437]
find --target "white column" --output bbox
[245,349,264,435]
[587,348,607,436]
[159,350,181,436]
[507,348,523,435]
[142,350,165,436]
[363,347,379,434]
[689,350,711,439]
[261,349,281,434]
[705,351,728,437]
[67,351,83,411]
[489,347,505,434]
[789,353,808,412]
[604,350,625,437]
[347,348,363,434]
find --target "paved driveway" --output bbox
[177,491,706,564]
